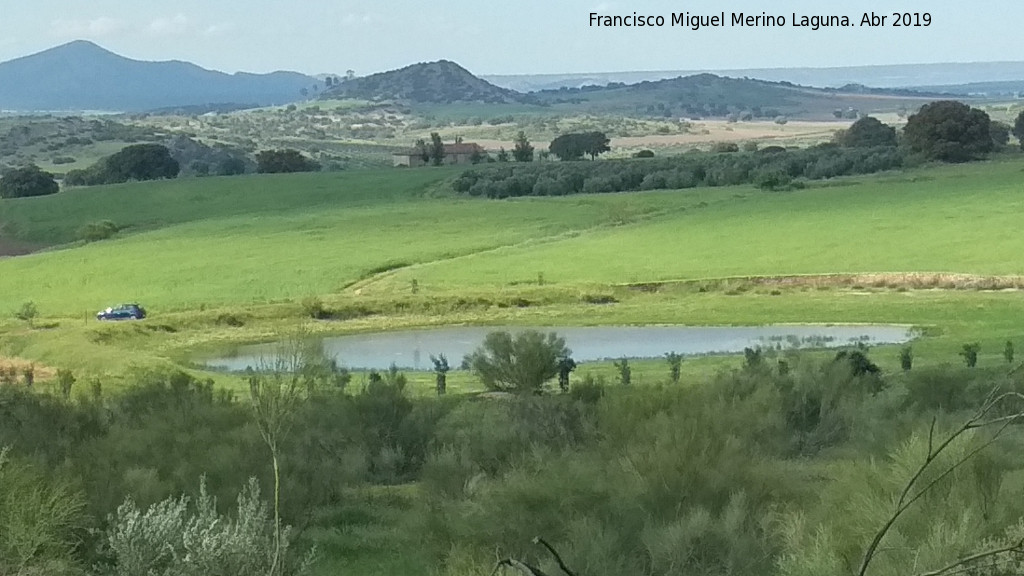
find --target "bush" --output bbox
[960,342,981,368]
[78,220,119,242]
[256,149,320,174]
[467,331,569,394]
[14,301,37,324]
[100,478,315,576]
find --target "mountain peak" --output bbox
[324,59,527,104]
[0,41,317,111]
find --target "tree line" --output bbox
[452,100,1019,198]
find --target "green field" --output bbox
[1,157,1024,385]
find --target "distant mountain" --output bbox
[323,60,528,104]
[484,61,1024,92]
[0,40,317,112]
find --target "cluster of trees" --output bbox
[453,101,1017,198]
[453,142,904,198]
[0,164,59,198]
[66,144,180,186]
[255,149,321,173]
[6,334,1024,576]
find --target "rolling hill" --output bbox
[322,59,530,104]
[532,73,944,120]
[0,40,317,112]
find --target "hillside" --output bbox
[533,73,942,120]
[0,40,317,112]
[322,60,528,104]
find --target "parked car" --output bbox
[96,303,146,321]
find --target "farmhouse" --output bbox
[393,142,485,167]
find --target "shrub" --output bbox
[899,346,913,371]
[56,369,75,400]
[255,149,320,174]
[614,357,632,386]
[467,331,569,394]
[78,220,119,242]
[960,342,981,368]
[14,301,37,325]
[300,296,329,319]
[100,477,315,576]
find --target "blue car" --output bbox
[96,303,146,321]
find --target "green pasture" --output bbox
[371,161,1024,290]
[3,158,1024,388]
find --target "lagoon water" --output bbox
[202,324,914,372]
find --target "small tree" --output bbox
[1005,341,1015,364]
[899,346,913,371]
[247,352,308,575]
[57,369,76,400]
[512,131,534,162]
[613,358,631,386]
[429,132,446,166]
[666,352,683,383]
[14,301,37,327]
[496,147,510,162]
[467,330,569,394]
[960,342,980,368]
[556,356,577,393]
[430,354,450,396]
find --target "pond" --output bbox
[201,324,915,372]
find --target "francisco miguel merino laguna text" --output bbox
[588,12,932,30]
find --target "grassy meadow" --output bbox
[2,157,1024,386]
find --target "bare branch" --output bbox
[491,558,550,576]
[532,536,578,576]
[858,389,1024,576]
[916,539,1024,576]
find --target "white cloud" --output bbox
[341,13,377,26]
[50,16,125,37]
[146,13,189,36]
[203,23,236,37]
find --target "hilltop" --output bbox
[0,40,318,112]
[533,73,942,120]
[322,59,529,104]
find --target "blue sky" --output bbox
[0,1,1012,75]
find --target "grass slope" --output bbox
[3,159,1024,386]
[367,161,1024,291]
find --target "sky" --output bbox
[0,1,1015,76]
